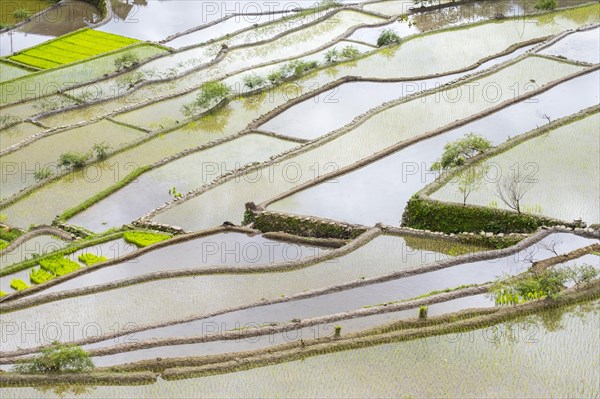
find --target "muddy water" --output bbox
[2,300,597,397]
[3,232,593,351]
[1,233,457,350]
[539,26,600,64]
[268,70,600,226]
[23,231,327,300]
[260,44,533,139]
[0,120,147,200]
[98,0,317,42]
[151,57,583,231]
[88,294,494,367]
[67,134,297,231]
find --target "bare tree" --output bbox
[456,165,485,206]
[540,239,562,256]
[495,170,533,214]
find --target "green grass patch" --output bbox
[0,227,24,243]
[8,29,140,69]
[78,253,107,266]
[59,166,151,222]
[0,291,7,297]
[29,267,55,284]
[10,278,29,291]
[0,240,8,251]
[38,255,81,276]
[123,231,172,248]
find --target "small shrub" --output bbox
[534,0,556,10]
[339,45,360,60]
[168,187,183,199]
[490,269,569,305]
[377,29,401,47]
[267,69,285,83]
[430,133,492,172]
[58,152,90,169]
[34,169,52,182]
[242,74,266,90]
[92,142,111,160]
[182,81,230,117]
[419,305,429,319]
[13,9,31,21]
[13,342,94,373]
[30,268,55,284]
[10,279,29,291]
[114,52,140,70]
[123,231,172,247]
[324,48,339,63]
[563,264,600,287]
[334,325,342,337]
[39,256,81,276]
[78,253,108,266]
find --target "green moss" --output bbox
[10,278,29,291]
[78,253,108,266]
[123,231,172,247]
[251,212,365,239]
[39,256,81,276]
[29,268,55,284]
[402,195,571,234]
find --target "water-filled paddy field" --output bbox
[0,1,599,396]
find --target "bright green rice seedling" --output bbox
[30,268,55,284]
[123,231,172,247]
[39,256,81,276]
[78,253,108,266]
[9,29,139,69]
[0,291,7,297]
[10,279,29,291]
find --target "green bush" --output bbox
[13,342,94,373]
[13,9,32,21]
[377,29,401,47]
[0,239,8,251]
[339,45,360,60]
[10,279,30,291]
[534,0,557,10]
[39,256,81,276]
[114,52,140,70]
[123,231,171,247]
[402,195,567,234]
[242,74,266,90]
[491,269,569,305]
[324,46,360,63]
[78,253,108,266]
[430,133,492,172]
[34,169,53,182]
[92,142,111,160]
[30,268,55,284]
[58,152,91,169]
[182,81,230,117]
[419,305,428,319]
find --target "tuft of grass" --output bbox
[10,278,30,291]
[39,256,81,276]
[78,253,108,266]
[123,231,172,247]
[30,268,55,284]
[377,29,401,47]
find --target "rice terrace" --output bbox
[0,0,599,397]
